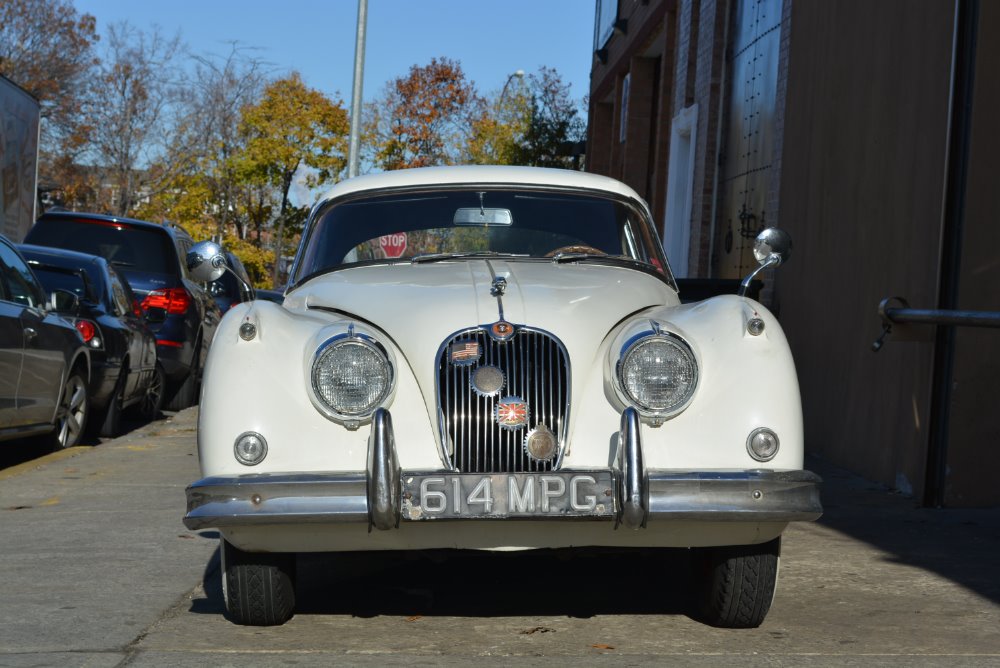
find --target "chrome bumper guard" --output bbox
[183,407,823,532]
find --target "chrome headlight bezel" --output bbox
[307,329,395,427]
[614,327,699,423]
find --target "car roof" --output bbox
[316,166,649,208]
[19,243,110,271]
[37,210,192,240]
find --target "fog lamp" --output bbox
[234,431,268,466]
[746,428,779,462]
[524,424,558,462]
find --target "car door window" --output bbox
[107,267,132,317]
[0,243,44,309]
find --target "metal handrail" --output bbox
[872,296,1000,351]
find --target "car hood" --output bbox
[286,260,677,389]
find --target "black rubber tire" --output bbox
[97,370,125,438]
[133,364,166,421]
[50,370,89,450]
[694,537,780,628]
[221,539,296,626]
[165,343,200,411]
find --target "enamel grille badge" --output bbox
[495,396,529,430]
[448,340,480,366]
[490,320,516,342]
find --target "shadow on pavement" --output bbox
[811,455,1000,605]
[191,545,697,619]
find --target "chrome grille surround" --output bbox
[435,326,571,473]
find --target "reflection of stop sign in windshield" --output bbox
[379,233,408,258]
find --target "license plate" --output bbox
[401,471,615,520]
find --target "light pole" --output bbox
[347,0,368,179]
[499,69,525,109]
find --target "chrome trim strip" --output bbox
[618,407,648,529]
[182,468,822,529]
[182,473,369,530]
[646,469,823,522]
[367,408,401,531]
[485,260,506,321]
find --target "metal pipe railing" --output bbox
[872,296,1000,352]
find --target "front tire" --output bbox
[221,539,296,626]
[694,537,780,628]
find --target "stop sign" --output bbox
[379,233,408,258]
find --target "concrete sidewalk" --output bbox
[0,407,217,667]
[0,407,997,666]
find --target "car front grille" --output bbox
[436,327,570,473]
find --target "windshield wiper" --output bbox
[551,253,644,266]
[410,251,528,264]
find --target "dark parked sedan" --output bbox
[20,245,164,437]
[24,212,221,410]
[0,235,91,449]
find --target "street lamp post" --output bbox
[347,0,368,179]
[499,69,525,109]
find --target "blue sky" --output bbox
[73,0,597,104]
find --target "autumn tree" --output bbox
[465,72,531,165]
[366,57,479,170]
[182,44,268,240]
[85,22,184,216]
[512,67,586,169]
[235,73,349,284]
[464,67,585,169]
[0,0,100,198]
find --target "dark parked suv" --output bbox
[24,212,221,410]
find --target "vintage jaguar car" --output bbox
[183,165,822,628]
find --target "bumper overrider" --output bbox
[183,408,823,532]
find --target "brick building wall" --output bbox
[588,0,729,279]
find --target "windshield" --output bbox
[292,188,673,286]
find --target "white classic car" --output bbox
[183,165,821,628]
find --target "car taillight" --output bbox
[142,287,191,315]
[74,319,103,349]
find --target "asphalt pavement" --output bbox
[0,407,998,667]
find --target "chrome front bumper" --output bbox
[183,408,823,531]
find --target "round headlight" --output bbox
[311,337,393,418]
[618,334,698,417]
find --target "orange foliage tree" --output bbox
[366,57,480,170]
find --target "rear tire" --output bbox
[134,364,165,421]
[221,539,296,626]
[97,371,125,438]
[166,343,200,411]
[694,537,780,628]
[50,371,89,450]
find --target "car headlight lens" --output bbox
[311,338,393,417]
[619,334,698,416]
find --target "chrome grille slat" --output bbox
[437,327,570,473]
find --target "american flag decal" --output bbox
[495,397,529,429]
[449,341,480,365]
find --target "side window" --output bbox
[176,237,192,278]
[107,267,132,317]
[0,242,44,308]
